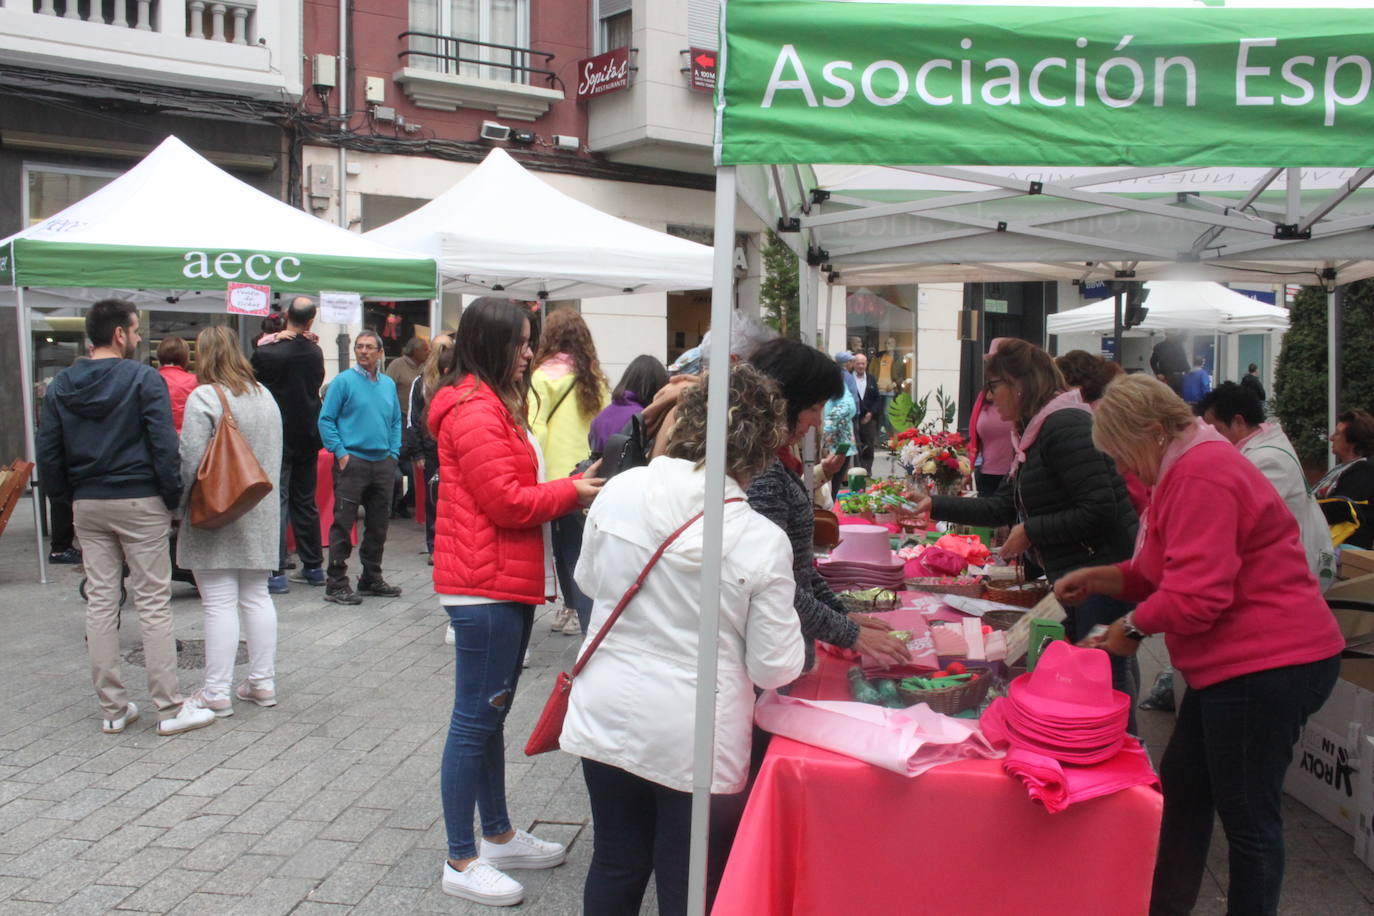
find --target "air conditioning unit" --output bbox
[552,134,580,151]
[480,120,511,141]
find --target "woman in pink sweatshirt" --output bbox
[1056,374,1343,916]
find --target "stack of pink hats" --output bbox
[980,641,1130,765]
[817,524,906,590]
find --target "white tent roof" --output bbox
[363,148,714,299]
[0,136,437,299]
[1047,281,1291,336]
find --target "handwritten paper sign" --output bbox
[320,291,362,325]
[225,282,271,316]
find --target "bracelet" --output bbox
[1122,612,1151,642]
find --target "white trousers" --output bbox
[192,568,277,700]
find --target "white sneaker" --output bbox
[157,703,216,736]
[102,702,139,734]
[479,829,566,869]
[445,624,456,645]
[549,605,573,631]
[185,688,234,718]
[442,860,523,906]
[559,614,582,636]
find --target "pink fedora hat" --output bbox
[1007,640,1129,721]
[830,524,896,566]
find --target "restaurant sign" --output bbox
[576,47,631,100]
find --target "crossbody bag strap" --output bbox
[548,382,576,420]
[1250,444,1312,495]
[569,497,746,679]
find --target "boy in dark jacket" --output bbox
[37,298,212,737]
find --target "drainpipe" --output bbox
[336,0,351,370]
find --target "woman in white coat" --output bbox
[177,326,283,717]
[560,364,804,916]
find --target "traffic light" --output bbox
[1104,280,1150,329]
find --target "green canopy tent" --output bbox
[686,2,1374,911]
[4,136,439,583]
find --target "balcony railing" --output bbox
[29,0,257,43]
[398,31,560,91]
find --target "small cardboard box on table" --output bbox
[1282,659,1374,842]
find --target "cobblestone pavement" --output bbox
[1,499,1372,914]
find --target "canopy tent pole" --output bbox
[15,287,50,584]
[1328,285,1341,469]
[686,165,737,916]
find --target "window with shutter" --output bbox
[596,0,632,53]
[686,0,719,51]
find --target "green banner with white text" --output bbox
[5,240,437,299]
[717,1,1374,167]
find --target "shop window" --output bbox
[23,164,117,226]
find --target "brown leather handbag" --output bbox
[190,385,274,529]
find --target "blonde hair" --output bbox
[195,325,259,397]
[1092,374,1195,473]
[666,364,787,484]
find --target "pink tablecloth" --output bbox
[713,653,1162,916]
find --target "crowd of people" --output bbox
[32,295,1359,915]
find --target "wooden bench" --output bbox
[0,459,34,540]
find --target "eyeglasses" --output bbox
[985,378,1006,394]
[354,343,379,351]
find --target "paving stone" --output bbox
[198,783,272,817]
[176,830,256,873]
[177,766,248,797]
[275,838,357,880]
[107,866,206,912]
[153,813,234,849]
[117,776,191,812]
[307,861,389,905]
[136,792,209,829]
[165,892,247,915]
[251,818,323,856]
[350,826,422,866]
[0,798,57,836]
[79,824,166,863]
[0,816,71,855]
[95,845,180,888]
[317,806,390,843]
[222,876,316,916]
[289,902,353,915]
[62,804,142,842]
[196,854,286,895]
[222,800,298,836]
[350,883,426,915]
[49,881,134,915]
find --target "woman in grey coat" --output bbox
[177,326,283,717]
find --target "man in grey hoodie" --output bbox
[37,299,214,737]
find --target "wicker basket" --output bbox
[896,665,995,715]
[905,577,985,599]
[983,566,1050,608]
[982,609,1028,631]
[837,590,901,614]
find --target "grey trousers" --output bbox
[74,497,184,721]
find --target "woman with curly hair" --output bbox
[529,308,609,635]
[561,364,805,916]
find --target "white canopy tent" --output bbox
[685,3,1374,912]
[5,136,439,584]
[1046,281,1292,335]
[364,147,715,299]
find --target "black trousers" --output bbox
[856,415,879,471]
[580,758,739,916]
[327,455,395,587]
[47,493,74,553]
[278,445,323,572]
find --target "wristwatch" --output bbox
[1122,612,1151,642]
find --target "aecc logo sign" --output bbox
[183,251,302,283]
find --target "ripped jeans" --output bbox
[440,601,534,861]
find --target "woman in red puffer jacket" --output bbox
[427,298,603,907]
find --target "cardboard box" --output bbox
[1339,548,1374,580]
[1354,735,1374,872]
[1283,659,1374,838]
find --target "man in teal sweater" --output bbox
[318,330,404,604]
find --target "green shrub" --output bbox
[1274,280,1374,463]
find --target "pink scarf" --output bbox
[1133,418,1228,554]
[1008,389,1093,478]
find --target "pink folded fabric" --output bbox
[754,690,1003,777]
[1001,742,1159,813]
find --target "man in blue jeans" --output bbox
[318,330,403,605]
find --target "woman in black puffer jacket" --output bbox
[912,339,1140,719]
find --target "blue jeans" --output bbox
[1066,592,1141,734]
[1149,655,1340,916]
[552,512,593,632]
[440,602,534,860]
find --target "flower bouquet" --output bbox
[891,429,972,497]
